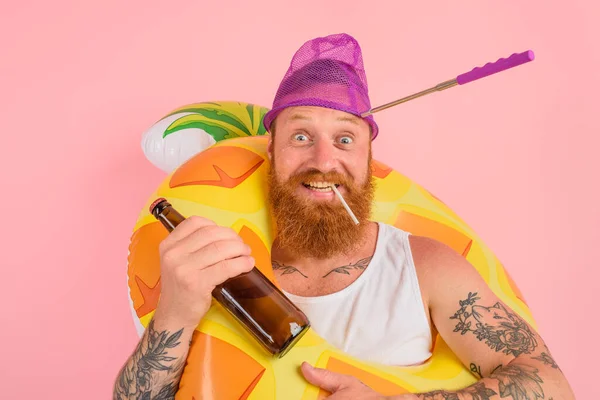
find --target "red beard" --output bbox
[267,156,375,259]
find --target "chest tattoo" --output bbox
[271,257,373,279]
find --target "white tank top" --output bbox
[282,222,433,366]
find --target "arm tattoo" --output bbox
[490,364,545,399]
[113,320,185,400]
[418,381,497,399]
[450,292,538,357]
[418,364,545,399]
[470,362,484,379]
[272,260,308,278]
[532,353,559,369]
[322,257,372,278]
[532,346,561,370]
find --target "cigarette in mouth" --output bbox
[331,185,359,225]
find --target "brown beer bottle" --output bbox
[149,198,310,358]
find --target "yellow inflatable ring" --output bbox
[126,103,536,399]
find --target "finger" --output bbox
[202,255,256,287]
[189,239,252,270]
[171,225,243,256]
[300,362,350,393]
[161,215,217,247]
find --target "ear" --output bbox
[267,134,273,161]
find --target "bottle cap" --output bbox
[149,198,168,214]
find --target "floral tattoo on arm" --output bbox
[417,293,564,399]
[450,292,537,357]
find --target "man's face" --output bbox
[266,106,375,259]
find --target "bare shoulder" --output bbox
[408,235,465,266]
[408,234,469,274]
[407,235,478,304]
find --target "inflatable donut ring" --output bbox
[140,101,270,173]
[127,105,536,399]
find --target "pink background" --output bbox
[1,1,597,398]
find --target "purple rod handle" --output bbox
[361,49,536,117]
[456,50,535,85]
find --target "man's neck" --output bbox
[270,221,380,296]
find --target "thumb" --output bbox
[300,362,347,393]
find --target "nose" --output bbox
[310,139,337,172]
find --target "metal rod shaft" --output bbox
[360,78,458,117]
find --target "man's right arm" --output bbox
[112,313,195,400]
[113,216,255,399]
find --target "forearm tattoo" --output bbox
[113,320,186,400]
[490,363,545,400]
[450,292,538,357]
[418,364,546,399]
[418,381,497,399]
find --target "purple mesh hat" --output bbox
[262,33,379,139]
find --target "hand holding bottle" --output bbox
[154,213,255,329]
[150,198,310,357]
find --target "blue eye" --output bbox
[294,133,308,141]
[340,136,353,144]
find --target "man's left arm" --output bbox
[403,236,575,400]
[299,237,576,399]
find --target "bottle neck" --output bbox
[154,204,186,232]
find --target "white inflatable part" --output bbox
[141,112,216,174]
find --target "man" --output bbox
[114,33,575,399]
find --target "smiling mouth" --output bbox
[302,181,340,192]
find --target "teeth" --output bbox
[305,181,335,188]
[303,181,339,192]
